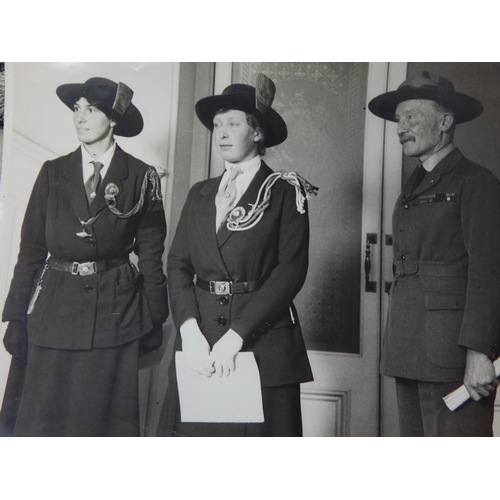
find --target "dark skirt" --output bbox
[0,340,140,437]
[157,372,303,437]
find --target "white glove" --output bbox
[180,318,214,377]
[209,329,244,377]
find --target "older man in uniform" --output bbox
[369,71,500,436]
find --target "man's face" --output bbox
[73,97,115,145]
[395,99,446,160]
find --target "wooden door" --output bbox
[215,62,394,436]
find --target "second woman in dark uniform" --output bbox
[158,74,315,437]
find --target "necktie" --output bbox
[411,164,427,193]
[215,167,242,231]
[85,161,103,203]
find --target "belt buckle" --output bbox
[210,281,233,296]
[72,262,96,276]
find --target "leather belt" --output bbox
[49,257,128,276]
[394,259,468,277]
[195,276,263,296]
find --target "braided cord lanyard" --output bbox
[105,167,162,218]
[76,167,162,237]
[226,172,318,231]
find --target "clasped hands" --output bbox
[180,318,243,377]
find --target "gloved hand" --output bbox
[180,318,214,377]
[209,328,243,377]
[139,325,163,357]
[3,320,28,365]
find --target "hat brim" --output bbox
[195,92,287,148]
[368,88,483,124]
[56,83,144,137]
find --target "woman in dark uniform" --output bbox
[158,74,316,437]
[0,77,168,436]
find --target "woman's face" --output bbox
[73,97,116,146]
[212,110,261,163]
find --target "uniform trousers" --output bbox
[395,377,496,437]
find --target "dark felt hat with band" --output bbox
[195,74,287,148]
[368,71,483,124]
[56,77,144,137]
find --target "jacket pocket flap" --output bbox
[425,290,466,310]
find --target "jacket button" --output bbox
[218,296,229,306]
[84,285,93,293]
[401,255,406,260]
[88,239,96,247]
[404,204,409,209]
[216,316,227,327]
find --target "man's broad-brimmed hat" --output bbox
[195,73,287,148]
[368,71,483,124]
[56,77,144,137]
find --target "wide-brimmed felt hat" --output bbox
[195,74,287,148]
[56,77,144,137]
[368,71,483,124]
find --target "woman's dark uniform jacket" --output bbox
[382,148,500,382]
[2,144,169,350]
[167,161,313,389]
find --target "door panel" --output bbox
[233,62,367,353]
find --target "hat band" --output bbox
[112,82,133,117]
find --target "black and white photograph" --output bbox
[1,4,499,499]
[2,61,500,439]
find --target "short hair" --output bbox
[245,113,266,157]
[431,100,456,136]
[74,95,117,124]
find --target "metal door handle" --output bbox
[386,234,394,294]
[365,233,377,293]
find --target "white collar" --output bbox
[422,143,456,172]
[81,142,116,169]
[224,155,261,173]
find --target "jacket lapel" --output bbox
[217,161,274,247]
[403,148,463,203]
[195,176,230,276]
[61,147,91,222]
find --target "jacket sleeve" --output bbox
[166,184,202,330]
[231,181,310,343]
[2,163,50,323]
[458,167,500,358]
[133,168,168,326]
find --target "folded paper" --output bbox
[176,351,264,423]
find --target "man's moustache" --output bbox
[399,135,414,145]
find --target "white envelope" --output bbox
[176,351,264,423]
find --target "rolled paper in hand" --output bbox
[443,357,500,411]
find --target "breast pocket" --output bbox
[425,289,467,369]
